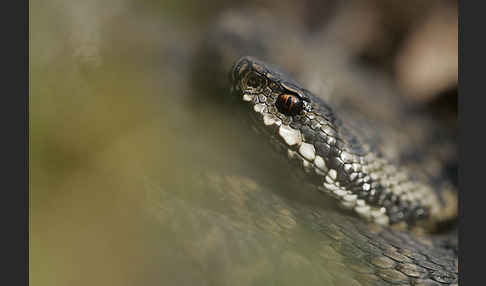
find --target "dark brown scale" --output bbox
[245,71,266,89]
[314,141,332,157]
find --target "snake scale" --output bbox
[191,8,458,285]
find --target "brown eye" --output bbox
[276,93,304,116]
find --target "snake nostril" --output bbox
[246,72,262,88]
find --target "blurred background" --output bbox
[30,1,457,285]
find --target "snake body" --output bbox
[230,56,457,231]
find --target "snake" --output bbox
[189,9,458,285]
[229,56,457,232]
[224,56,458,285]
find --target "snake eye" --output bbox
[244,71,267,92]
[276,93,304,116]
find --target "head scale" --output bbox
[231,56,309,117]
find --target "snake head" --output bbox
[230,56,313,118]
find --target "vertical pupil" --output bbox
[285,96,293,107]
